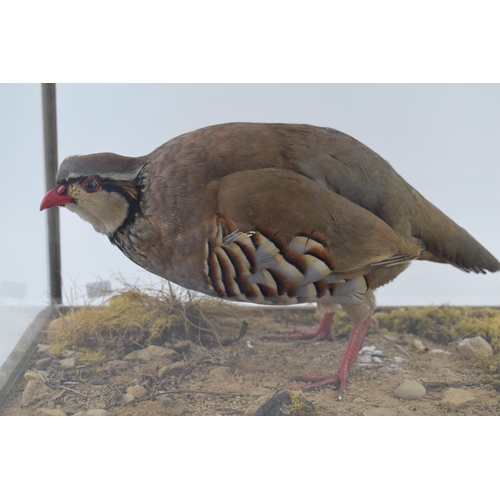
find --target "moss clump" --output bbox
[375,306,500,351]
[285,391,319,416]
[77,348,108,364]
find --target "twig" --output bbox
[61,386,87,397]
[158,389,260,397]
[395,344,412,360]
[220,320,249,346]
[422,380,482,390]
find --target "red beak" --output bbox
[40,187,74,211]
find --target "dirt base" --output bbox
[1,305,499,416]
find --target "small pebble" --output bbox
[412,339,427,352]
[383,334,397,342]
[372,356,383,363]
[457,337,493,360]
[85,409,112,416]
[243,339,256,354]
[41,409,67,416]
[35,357,53,369]
[170,341,191,353]
[60,358,77,369]
[244,405,259,416]
[121,394,135,404]
[104,360,129,375]
[24,371,48,381]
[436,367,457,380]
[360,345,376,353]
[158,361,188,378]
[393,356,403,363]
[358,354,372,364]
[394,380,426,400]
[127,385,148,398]
[157,395,175,406]
[123,345,176,362]
[352,397,366,404]
[363,407,396,416]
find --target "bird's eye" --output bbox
[82,178,99,193]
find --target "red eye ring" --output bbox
[82,178,100,193]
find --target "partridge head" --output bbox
[40,123,500,396]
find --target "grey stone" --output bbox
[457,337,493,360]
[394,380,426,400]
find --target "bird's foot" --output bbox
[262,312,335,344]
[289,315,373,398]
[290,370,347,398]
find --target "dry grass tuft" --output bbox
[47,283,245,360]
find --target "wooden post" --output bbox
[42,83,62,304]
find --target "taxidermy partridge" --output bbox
[40,123,500,396]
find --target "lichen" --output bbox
[284,390,319,416]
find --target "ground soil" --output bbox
[1,306,499,416]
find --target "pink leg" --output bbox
[291,315,372,397]
[262,312,335,344]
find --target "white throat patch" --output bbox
[66,190,129,236]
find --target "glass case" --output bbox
[0,84,53,403]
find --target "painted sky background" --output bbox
[1,83,500,307]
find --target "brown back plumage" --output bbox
[149,122,499,279]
